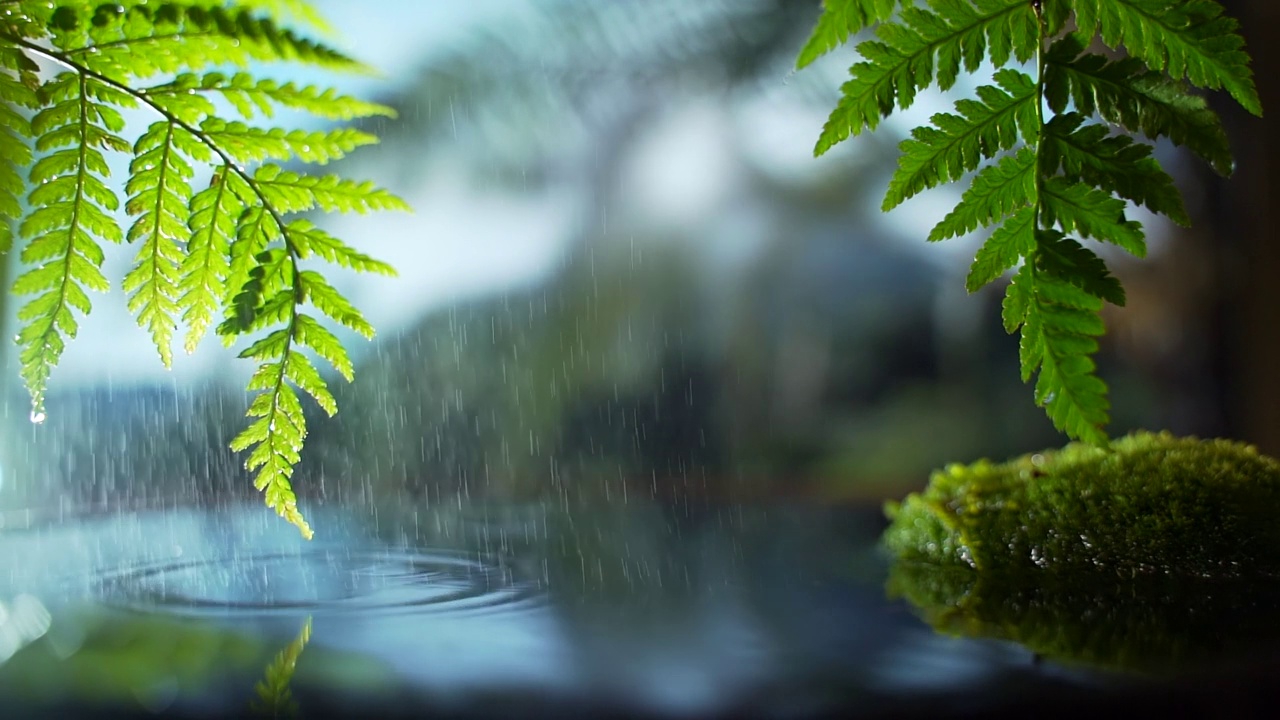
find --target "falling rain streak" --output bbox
[0,0,1249,717]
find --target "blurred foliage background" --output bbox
[0,0,1275,516]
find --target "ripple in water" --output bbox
[91,547,544,618]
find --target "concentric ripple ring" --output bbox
[90,547,544,618]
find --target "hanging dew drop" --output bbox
[29,410,46,425]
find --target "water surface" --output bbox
[1,500,1269,718]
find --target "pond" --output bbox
[5,499,1280,718]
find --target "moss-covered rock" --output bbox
[883,431,1280,577]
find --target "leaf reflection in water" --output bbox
[0,595,51,665]
[888,561,1280,673]
[252,617,313,719]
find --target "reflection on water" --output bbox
[252,618,312,719]
[8,500,1280,717]
[889,561,1280,674]
[0,500,1065,718]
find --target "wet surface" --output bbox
[92,547,542,618]
[4,501,1280,719]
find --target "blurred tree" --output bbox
[1212,0,1280,454]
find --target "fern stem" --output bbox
[1031,0,1047,238]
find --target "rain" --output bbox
[1,0,1277,718]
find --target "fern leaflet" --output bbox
[884,68,1038,211]
[815,0,1039,155]
[795,0,898,70]
[1072,0,1261,116]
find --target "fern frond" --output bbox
[815,0,1038,155]
[1045,36,1234,175]
[884,68,1037,211]
[1041,113,1189,226]
[231,356,314,541]
[180,167,246,353]
[1,0,405,539]
[1041,177,1146,257]
[229,275,352,540]
[1003,259,1110,446]
[149,72,396,121]
[1073,0,1261,116]
[930,146,1036,241]
[254,165,411,214]
[15,71,125,414]
[123,120,203,367]
[795,0,897,70]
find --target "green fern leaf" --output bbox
[15,71,125,414]
[1041,177,1146,257]
[285,348,336,416]
[231,359,313,540]
[1006,259,1110,446]
[122,121,202,367]
[2,0,403,539]
[294,313,352,381]
[965,204,1035,292]
[288,219,396,275]
[297,270,374,338]
[200,119,377,165]
[49,3,365,79]
[795,0,897,70]
[239,326,292,362]
[884,68,1037,211]
[1041,113,1189,226]
[1044,36,1234,175]
[1073,0,1261,116]
[1040,0,1072,36]
[815,0,1038,156]
[223,205,277,316]
[242,0,336,35]
[930,146,1036,241]
[0,52,36,253]
[150,72,396,121]
[1035,230,1125,307]
[254,165,410,214]
[180,168,246,353]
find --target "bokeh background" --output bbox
[1,0,1276,516]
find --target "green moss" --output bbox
[883,431,1280,576]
